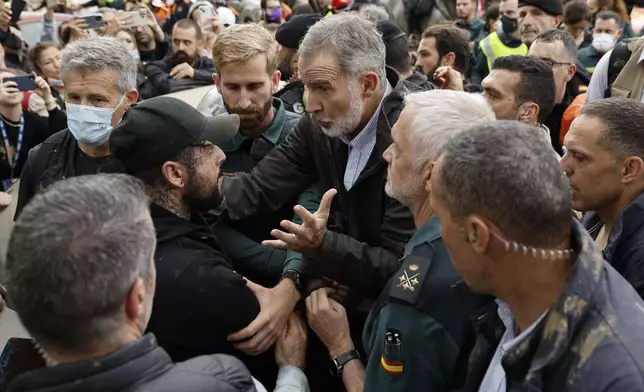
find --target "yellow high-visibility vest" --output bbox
[479,31,528,71]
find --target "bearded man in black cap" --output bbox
[274,13,323,115]
[109,97,296,389]
[518,0,563,47]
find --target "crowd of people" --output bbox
[1,0,644,391]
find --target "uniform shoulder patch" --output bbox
[390,255,431,304]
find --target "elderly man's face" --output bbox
[528,40,575,104]
[62,69,136,126]
[518,5,560,46]
[300,53,366,138]
[383,106,425,206]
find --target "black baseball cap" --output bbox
[110,96,240,174]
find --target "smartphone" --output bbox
[77,14,104,30]
[121,10,148,27]
[4,75,36,92]
[46,0,57,8]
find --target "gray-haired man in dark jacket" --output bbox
[5,174,257,392]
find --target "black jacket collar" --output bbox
[9,335,172,392]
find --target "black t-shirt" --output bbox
[139,39,170,64]
[73,148,121,177]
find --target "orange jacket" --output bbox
[560,93,586,146]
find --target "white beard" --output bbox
[384,168,423,206]
[313,81,365,138]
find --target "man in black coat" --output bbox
[145,19,215,97]
[109,97,284,387]
[218,15,415,383]
[6,173,258,392]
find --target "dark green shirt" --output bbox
[456,18,485,42]
[361,217,471,392]
[210,99,313,286]
[577,45,604,74]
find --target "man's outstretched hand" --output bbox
[263,188,337,255]
[228,278,300,356]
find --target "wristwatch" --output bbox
[281,269,304,294]
[329,349,361,377]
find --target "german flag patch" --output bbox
[380,354,404,375]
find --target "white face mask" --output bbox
[65,95,126,147]
[592,33,616,53]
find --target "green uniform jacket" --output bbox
[456,18,485,42]
[362,217,481,392]
[210,98,318,287]
[577,45,605,74]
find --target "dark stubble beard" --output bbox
[224,97,273,136]
[182,173,222,213]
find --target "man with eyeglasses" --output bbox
[529,29,591,154]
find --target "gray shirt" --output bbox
[585,46,644,105]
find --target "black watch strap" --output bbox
[329,349,360,377]
[281,269,304,294]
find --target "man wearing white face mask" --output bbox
[14,36,138,220]
[578,11,622,74]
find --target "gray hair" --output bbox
[405,90,495,168]
[534,29,578,63]
[581,97,644,159]
[61,36,137,95]
[299,13,387,87]
[5,174,155,353]
[359,5,390,23]
[439,120,571,247]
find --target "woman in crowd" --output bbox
[0,69,67,192]
[115,28,154,99]
[27,42,65,117]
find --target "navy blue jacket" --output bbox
[583,192,644,299]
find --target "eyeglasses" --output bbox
[537,58,571,68]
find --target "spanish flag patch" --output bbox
[380,354,404,375]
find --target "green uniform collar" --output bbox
[225,98,287,150]
[457,17,484,30]
[403,216,441,258]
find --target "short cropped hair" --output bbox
[564,1,590,25]
[299,13,387,87]
[174,18,203,40]
[405,90,495,168]
[492,55,556,123]
[421,23,469,74]
[212,23,278,75]
[439,120,571,247]
[61,36,137,95]
[6,174,155,354]
[384,35,412,75]
[581,98,644,159]
[596,10,622,24]
[534,28,578,62]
